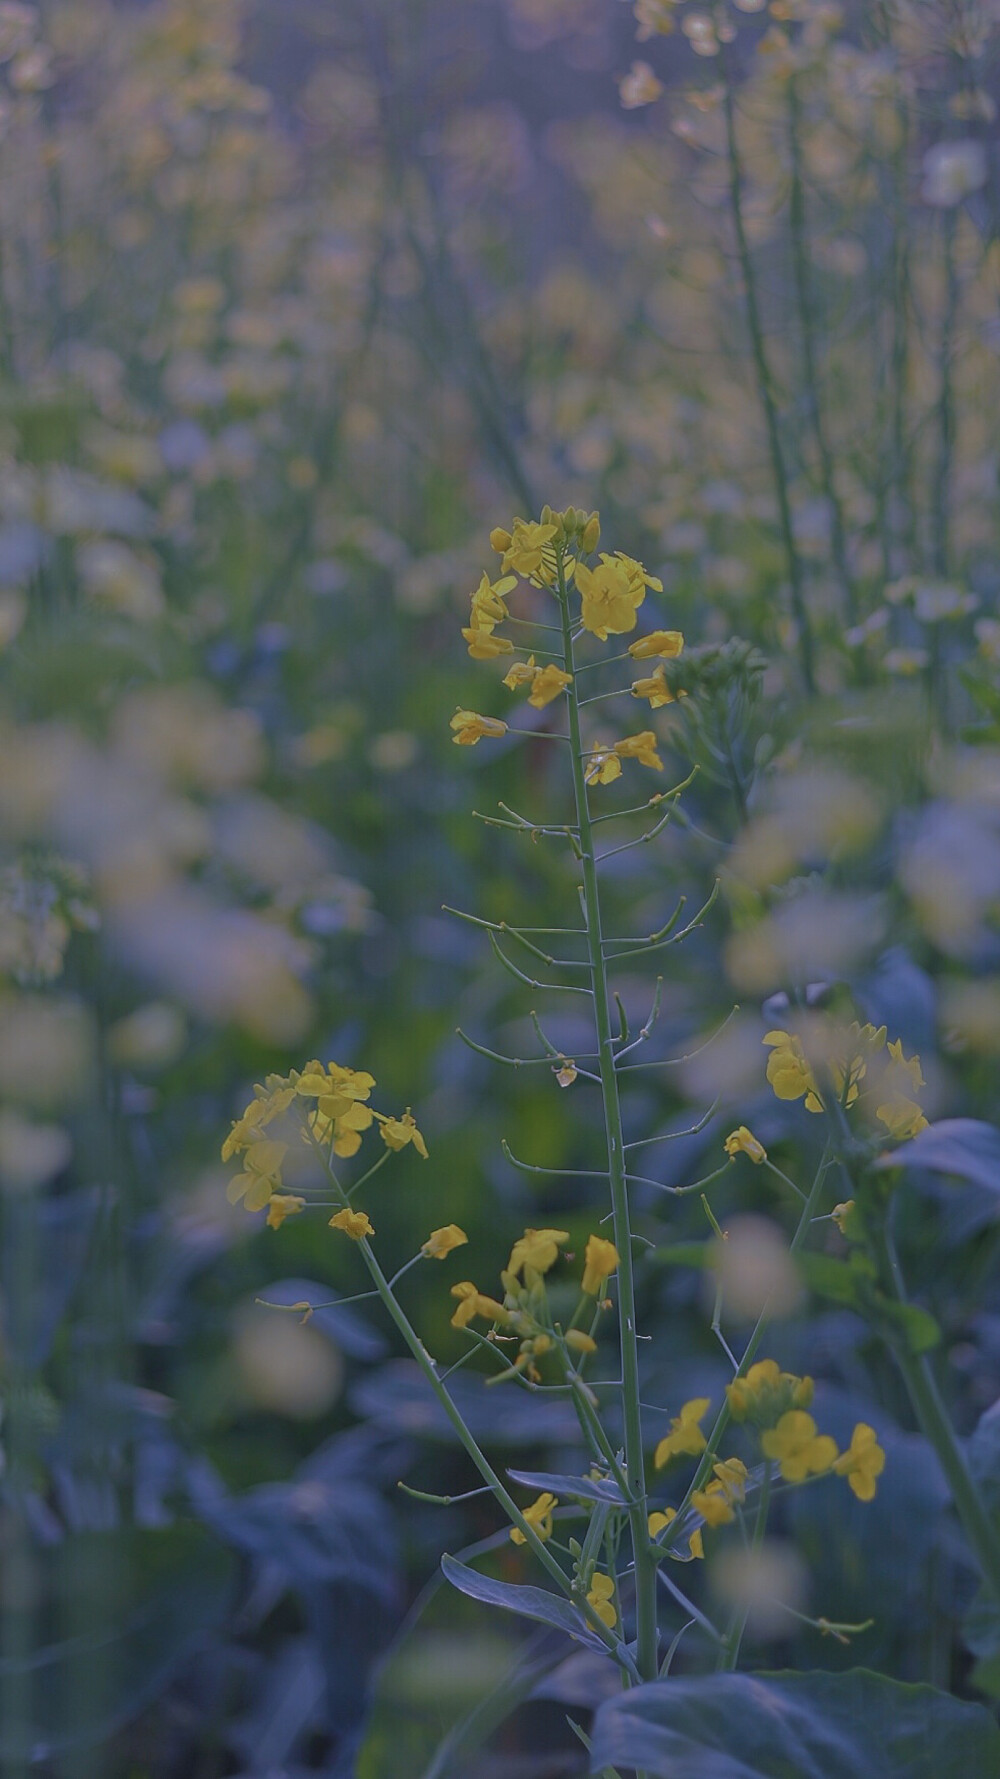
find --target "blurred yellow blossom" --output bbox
[619,60,664,108]
[462,627,514,659]
[266,1194,306,1229]
[834,1423,886,1501]
[584,747,622,786]
[226,1137,287,1212]
[450,709,508,746]
[378,1108,429,1157]
[586,1571,617,1628]
[761,1411,838,1482]
[329,1207,374,1241]
[655,1397,710,1467]
[503,657,538,691]
[527,663,573,707]
[629,630,684,659]
[614,732,663,771]
[648,1506,704,1559]
[422,1224,468,1260]
[724,1125,766,1163]
[582,1234,620,1294]
[506,1226,569,1278]
[450,1281,508,1329]
[510,1491,556,1544]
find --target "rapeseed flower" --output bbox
[577,556,646,639]
[265,1193,306,1228]
[834,1423,886,1501]
[584,746,622,786]
[582,1234,620,1295]
[724,1125,767,1163]
[421,1224,468,1260]
[629,629,684,659]
[648,1507,704,1559]
[655,1397,710,1467]
[329,1207,374,1240]
[586,1571,617,1628]
[450,1281,508,1329]
[462,627,514,659]
[614,731,663,771]
[502,519,559,578]
[226,1136,287,1211]
[761,1410,838,1482]
[506,1226,569,1279]
[377,1108,428,1157]
[450,709,508,746]
[510,1491,556,1545]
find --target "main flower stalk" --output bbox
[555,551,660,1682]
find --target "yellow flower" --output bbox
[265,1193,306,1228]
[875,1096,928,1140]
[691,1460,750,1529]
[510,1491,557,1545]
[565,1329,597,1354]
[648,1507,704,1560]
[469,570,516,628]
[296,1063,376,1116]
[831,1200,856,1234]
[690,1486,735,1528]
[490,526,513,554]
[462,626,514,659]
[421,1223,468,1260]
[528,663,573,708]
[378,1108,429,1157]
[763,1030,822,1110]
[630,666,680,708]
[654,1398,711,1468]
[833,1422,886,1502]
[577,556,645,639]
[582,1234,620,1295]
[629,629,684,659]
[506,1226,569,1278]
[584,747,622,786]
[450,708,508,746]
[586,1571,617,1629]
[614,731,663,771]
[329,1207,374,1241]
[226,1136,288,1212]
[887,1038,925,1093]
[221,1077,297,1160]
[450,1280,508,1329]
[761,1410,838,1482]
[503,656,537,691]
[503,519,559,578]
[555,1061,578,1087]
[724,1125,767,1164]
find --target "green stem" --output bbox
[317,1147,635,1671]
[719,1461,772,1671]
[879,1231,1000,1603]
[556,559,659,1684]
[720,45,815,696]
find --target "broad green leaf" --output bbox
[588,1669,1000,1778]
[441,1554,608,1652]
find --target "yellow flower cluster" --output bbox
[655,1397,711,1468]
[221,1061,428,1220]
[691,1457,749,1528]
[448,1229,620,1381]
[763,1023,928,1140]
[724,1359,885,1500]
[503,655,573,708]
[725,1358,815,1427]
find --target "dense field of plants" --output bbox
[2,1,1000,1774]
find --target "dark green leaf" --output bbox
[589,1669,1000,1778]
[441,1554,607,1652]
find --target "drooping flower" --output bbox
[378,1108,429,1157]
[582,1234,620,1295]
[763,1029,821,1110]
[450,1280,508,1329]
[503,656,538,691]
[461,626,514,659]
[506,1226,569,1279]
[614,731,663,771]
[586,1571,617,1628]
[469,570,516,629]
[265,1193,306,1228]
[450,708,508,746]
[691,1461,749,1529]
[655,1397,711,1467]
[724,1125,767,1164]
[630,665,681,708]
[510,1491,557,1545]
[421,1223,468,1260]
[833,1423,886,1501]
[761,1410,838,1482]
[629,630,684,659]
[329,1207,375,1241]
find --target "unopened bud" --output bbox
[565,1329,597,1354]
[581,513,601,553]
[490,527,512,553]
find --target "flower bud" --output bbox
[489,527,512,553]
[581,513,601,553]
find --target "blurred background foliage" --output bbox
[0,0,997,1774]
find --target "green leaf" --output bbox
[0,1524,235,1759]
[441,1554,607,1652]
[507,1469,626,1506]
[964,1589,1000,1698]
[797,1252,870,1308]
[879,1298,941,1354]
[588,1670,1000,1778]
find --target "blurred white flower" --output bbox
[921,140,987,207]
